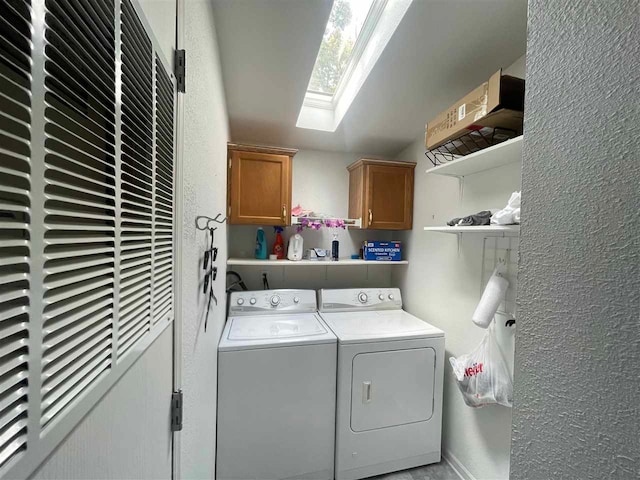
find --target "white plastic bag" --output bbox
[449,324,513,408]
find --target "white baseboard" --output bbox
[442,450,477,480]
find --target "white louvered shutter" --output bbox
[0,0,177,476]
[41,0,116,428]
[118,0,153,358]
[153,56,174,324]
[0,0,31,469]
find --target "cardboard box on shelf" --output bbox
[363,241,402,261]
[425,69,525,152]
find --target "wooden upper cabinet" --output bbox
[348,159,416,230]
[227,143,297,225]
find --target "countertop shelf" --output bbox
[227,258,408,266]
[426,136,523,177]
[423,225,520,236]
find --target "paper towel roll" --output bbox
[472,271,509,328]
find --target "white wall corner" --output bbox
[442,450,478,480]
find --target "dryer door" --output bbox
[351,348,435,432]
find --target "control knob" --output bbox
[358,292,368,304]
[236,298,244,305]
[270,295,281,307]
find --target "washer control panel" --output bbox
[229,289,317,315]
[318,288,402,312]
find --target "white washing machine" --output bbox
[318,288,445,480]
[217,289,337,480]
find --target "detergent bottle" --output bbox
[255,227,267,259]
[272,227,285,259]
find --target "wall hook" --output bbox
[196,214,227,231]
[212,213,227,224]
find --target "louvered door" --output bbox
[119,0,153,358]
[0,0,177,477]
[41,0,117,428]
[0,0,31,468]
[153,56,174,325]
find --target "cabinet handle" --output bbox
[282,204,287,221]
[368,209,373,226]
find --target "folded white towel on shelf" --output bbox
[491,191,521,225]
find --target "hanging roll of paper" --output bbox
[472,270,509,328]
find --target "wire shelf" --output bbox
[425,126,519,167]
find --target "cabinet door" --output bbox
[229,151,291,225]
[365,164,414,229]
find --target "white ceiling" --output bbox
[212,0,528,157]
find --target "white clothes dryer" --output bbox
[318,288,445,480]
[217,289,337,480]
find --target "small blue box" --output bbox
[363,241,402,261]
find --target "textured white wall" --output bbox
[179,1,230,479]
[391,56,526,480]
[227,149,394,290]
[511,1,640,479]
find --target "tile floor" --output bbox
[369,461,460,480]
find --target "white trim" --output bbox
[303,91,334,110]
[172,0,185,479]
[442,450,478,480]
[330,0,388,103]
[302,0,387,106]
[297,0,413,132]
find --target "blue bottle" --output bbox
[255,227,267,259]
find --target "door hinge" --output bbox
[175,49,186,93]
[171,390,183,432]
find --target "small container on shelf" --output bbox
[363,241,403,261]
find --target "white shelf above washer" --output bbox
[423,225,520,237]
[426,136,523,177]
[227,258,408,266]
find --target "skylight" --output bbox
[307,0,376,96]
[297,0,413,132]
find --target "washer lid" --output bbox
[319,310,444,343]
[219,313,336,351]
